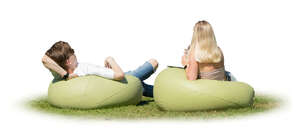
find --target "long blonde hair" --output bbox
[189,21,222,63]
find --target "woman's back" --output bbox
[197,47,226,80]
[183,20,229,81]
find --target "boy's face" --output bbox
[66,54,78,71]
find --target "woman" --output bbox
[181,20,235,81]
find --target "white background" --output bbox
[0,0,299,139]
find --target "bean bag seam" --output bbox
[96,78,140,107]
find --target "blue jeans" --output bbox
[225,71,237,81]
[125,62,155,97]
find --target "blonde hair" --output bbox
[189,21,222,63]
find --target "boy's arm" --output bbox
[41,55,68,78]
[104,56,125,81]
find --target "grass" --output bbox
[27,94,281,120]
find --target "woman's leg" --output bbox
[125,59,158,97]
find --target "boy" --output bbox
[42,41,158,97]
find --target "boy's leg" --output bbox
[142,82,153,97]
[147,59,159,72]
[125,59,158,81]
[125,59,158,97]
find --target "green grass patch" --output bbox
[27,94,281,120]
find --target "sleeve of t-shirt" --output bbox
[50,70,63,81]
[74,63,115,79]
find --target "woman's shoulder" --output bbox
[198,63,223,70]
[217,46,224,55]
[217,46,224,62]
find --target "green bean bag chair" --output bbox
[48,75,142,109]
[154,67,255,111]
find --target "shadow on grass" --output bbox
[26,94,282,120]
[137,100,154,106]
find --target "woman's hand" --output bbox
[181,55,188,66]
[181,48,189,66]
[184,48,189,55]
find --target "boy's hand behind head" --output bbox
[67,73,79,80]
[105,56,114,63]
[45,41,75,71]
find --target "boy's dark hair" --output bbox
[45,41,74,70]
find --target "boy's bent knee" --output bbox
[148,59,159,70]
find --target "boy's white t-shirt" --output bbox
[74,63,115,79]
[51,62,115,80]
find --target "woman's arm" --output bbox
[185,49,198,80]
[181,51,188,66]
[181,55,187,66]
[104,56,125,81]
[181,46,191,66]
